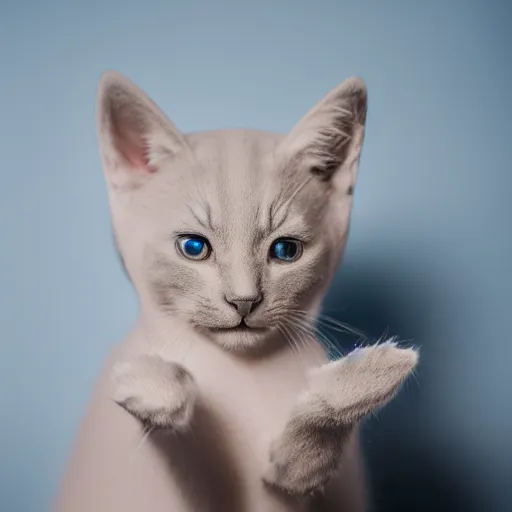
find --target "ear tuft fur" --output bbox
[279,76,368,182]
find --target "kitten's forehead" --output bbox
[185,128,283,185]
[184,129,286,234]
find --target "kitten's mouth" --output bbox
[204,319,277,355]
[209,319,268,333]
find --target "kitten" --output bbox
[54,71,418,512]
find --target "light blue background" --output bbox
[1,1,510,511]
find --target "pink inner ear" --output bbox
[111,109,156,173]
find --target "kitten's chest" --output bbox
[179,344,315,449]
[163,342,326,509]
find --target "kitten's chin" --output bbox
[207,327,277,355]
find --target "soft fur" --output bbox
[111,355,198,431]
[54,71,418,512]
[263,342,418,495]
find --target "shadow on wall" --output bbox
[320,252,485,512]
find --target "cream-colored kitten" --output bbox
[54,71,418,512]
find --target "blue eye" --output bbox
[270,238,303,262]
[177,236,211,260]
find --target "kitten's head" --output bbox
[96,71,367,353]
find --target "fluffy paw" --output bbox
[111,354,198,431]
[308,340,419,424]
[263,340,419,495]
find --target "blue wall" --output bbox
[1,1,510,510]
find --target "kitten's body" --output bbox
[54,73,417,511]
[55,315,366,512]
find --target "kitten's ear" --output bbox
[96,71,190,190]
[278,77,367,188]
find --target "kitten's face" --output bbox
[97,72,367,353]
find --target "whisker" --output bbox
[276,321,298,357]
[315,309,367,336]
[276,321,307,375]
[280,321,305,360]
[284,317,329,364]
[282,312,344,360]
[284,318,311,352]
[286,308,366,339]
[284,311,345,358]
[315,314,367,339]
[283,316,339,364]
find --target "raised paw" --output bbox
[263,340,418,495]
[307,340,419,424]
[111,354,198,431]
